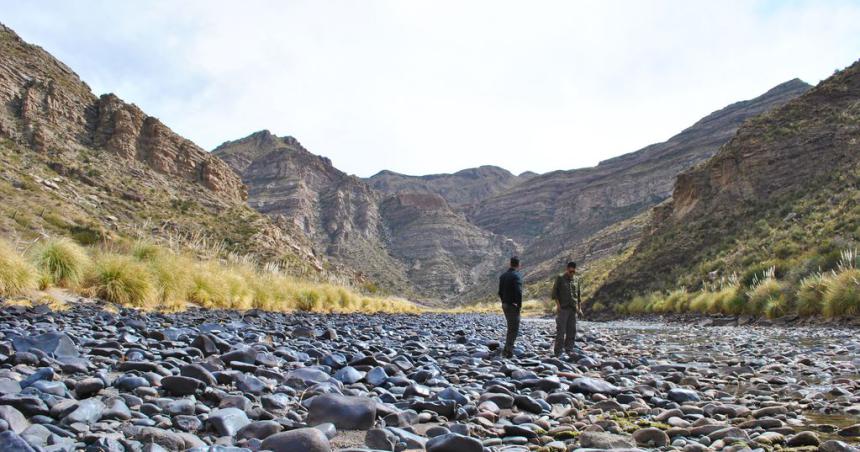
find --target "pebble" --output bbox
[0,303,855,451]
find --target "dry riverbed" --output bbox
[0,302,858,451]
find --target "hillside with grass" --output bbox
[0,22,420,314]
[594,60,860,320]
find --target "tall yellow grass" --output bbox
[0,238,37,296]
[3,236,419,314]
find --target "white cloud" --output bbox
[2,0,859,176]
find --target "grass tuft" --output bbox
[85,253,154,307]
[746,278,785,316]
[0,239,37,296]
[32,237,90,288]
[822,268,860,318]
[797,273,827,317]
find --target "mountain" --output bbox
[216,79,810,302]
[213,131,413,294]
[0,23,324,275]
[380,193,517,296]
[470,79,811,281]
[594,60,860,305]
[214,131,519,301]
[368,166,535,212]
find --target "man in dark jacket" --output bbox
[498,256,523,358]
[551,261,583,357]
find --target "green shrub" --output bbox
[822,269,860,318]
[32,238,90,288]
[0,239,37,296]
[746,278,785,316]
[86,254,154,307]
[664,289,691,313]
[797,273,827,316]
[689,291,714,313]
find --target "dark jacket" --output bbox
[551,273,581,309]
[498,268,523,307]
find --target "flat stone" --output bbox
[307,394,376,430]
[787,431,820,447]
[161,376,202,396]
[579,431,637,449]
[260,428,331,452]
[633,427,670,447]
[426,432,483,452]
[207,407,251,436]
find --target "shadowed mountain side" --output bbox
[471,79,812,270]
[594,60,860,305]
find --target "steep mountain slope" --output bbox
[594,60,860,305]
[471,79,811,278]
[0,23,324,275]
[381,193,517,296]
[214,131,519,301]
[368,166,535,212]
[213,131,413,294]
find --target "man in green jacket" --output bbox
[551,261,583,357]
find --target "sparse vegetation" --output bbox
[617,249,860,319]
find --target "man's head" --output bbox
[510,256,520,269]
[565,261,577,275]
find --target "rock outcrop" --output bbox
[214,131,413,293]
[381,193,518,296]
[215,132,519,301]
[0,23,245,201]
[368,166,534,212]
[594,60,860,304]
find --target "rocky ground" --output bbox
[0,303,858,452]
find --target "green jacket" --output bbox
[551,273,582,309]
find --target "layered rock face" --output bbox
[214,131,413,293]
[381,193,518,296]
[470,79,811,276]
[216,133,519,300]
[0,23,244,201]
[594,60,860,303]
[368,166,534,212]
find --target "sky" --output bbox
[2,1,859,177]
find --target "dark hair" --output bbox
[510,256,520,267]
[566,261,577,269]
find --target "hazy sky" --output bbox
[2,1,859,177]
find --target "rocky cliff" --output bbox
[215,132,519,301]
[213,131,413,294]
[594,60,860,304]
[0,23,325,276]
[381,193,518,297]
[471,79,811,280]
[368,166,534,212]
[0,24,245,201]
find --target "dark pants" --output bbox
[502,303,521,356]
[554,307,577,355]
